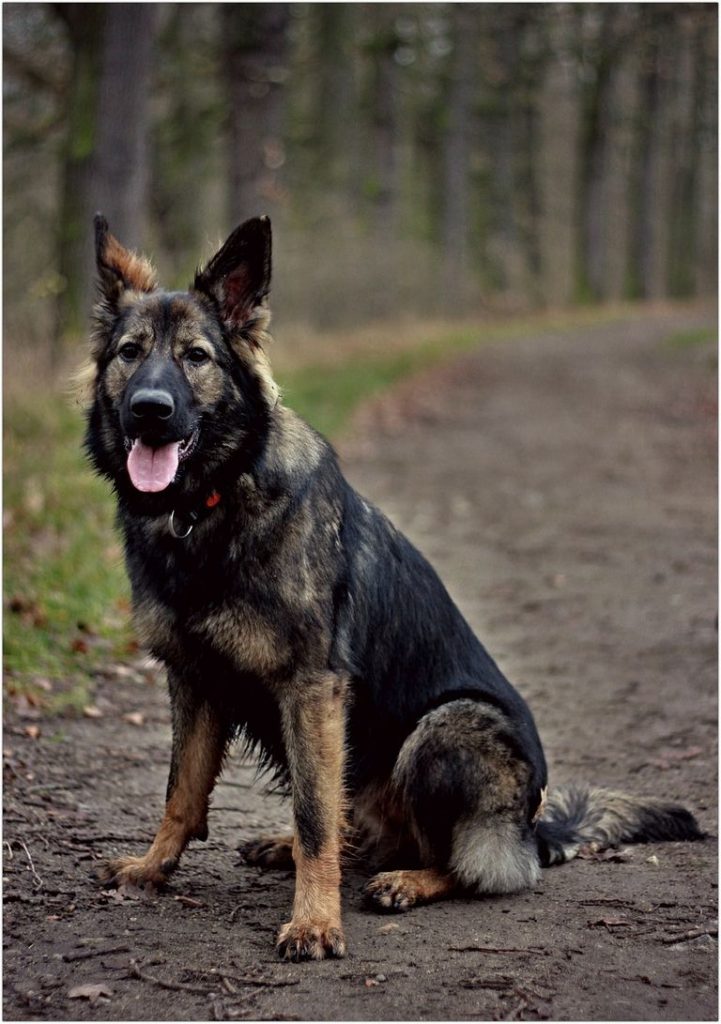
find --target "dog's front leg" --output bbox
[276,673,347,961]
[101,681,228,890]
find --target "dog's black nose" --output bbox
[130,388,175,420]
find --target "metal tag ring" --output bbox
[168,510,194,539]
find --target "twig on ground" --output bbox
[63,944,130,962]
[5,840,13,860]
[200,970,300,990]
[129,960,212,995]
[173,894,206,908]
[449,945,546,955]
[19,840,43,889]
[660,925,718,945]
[210,994,227,1020]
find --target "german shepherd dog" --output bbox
[84,215,703,961]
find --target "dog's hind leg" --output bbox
[365,699,541,911]
[100,679,229,890]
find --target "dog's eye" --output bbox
[186,347,210,365]
[118,342,141,362]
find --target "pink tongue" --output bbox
[127,439,180,492]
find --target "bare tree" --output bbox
[53,3,105,354]
[223,4,290,225]
[53,3,158,354]
[440,3,478,309]
[91,3,158,247]
[536,6,582,306]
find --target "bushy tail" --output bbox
[536,784,704,867]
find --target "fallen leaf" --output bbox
[12,694,42,719]
[364,978,379,988]
[378,922,400,934]
[68,983,112,1004]
[23,725,41,740]
[123,711,145,727]
[83,705,103,719]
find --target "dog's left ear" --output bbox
[94,214,158,303]
[193,216,272,333]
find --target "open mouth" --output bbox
[125,426,200,493]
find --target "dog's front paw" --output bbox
[239,834,294,870]
[98,855,175,892]
[276,920,346,961]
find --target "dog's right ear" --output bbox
[94,214,157,304]
[193,216,272,336]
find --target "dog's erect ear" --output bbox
[193,217,272,332]
[94,213,158,303]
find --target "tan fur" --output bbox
[100,707,225,888]
[133,598,182,664]
[366,868,457,910]
[102,233,158,293]
[196,605,290,677]
[277,674,347,960]
[226,303,280,409]
[70,358,98,407]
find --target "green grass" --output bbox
[277,329,480,438]
[665,326,716,349]
[4,399,133,711]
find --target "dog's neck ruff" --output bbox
[168,489,221,539]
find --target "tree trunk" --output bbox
[579,7,640,302]
[440,3,478,311]
[54,3,157,355]
[223,4,290,226]
[693,13,719,297]
[365,5,401,237]
[635,20,675,300]
[534,6,582,306]
[667,13,702,297]
[91,3,158,248]
[53,3,105,354]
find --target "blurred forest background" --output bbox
[3,1,718,705]
[4,1,718,368]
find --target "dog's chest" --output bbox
[130,554,292,679]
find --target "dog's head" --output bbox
[83,216,279,506]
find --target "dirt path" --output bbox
[4,310,717,1021]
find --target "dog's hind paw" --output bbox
[98,855,175,892]
[276,921,346,961]
[238,834,294,870]
[365,868,456,912]
[365,871,416,912]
